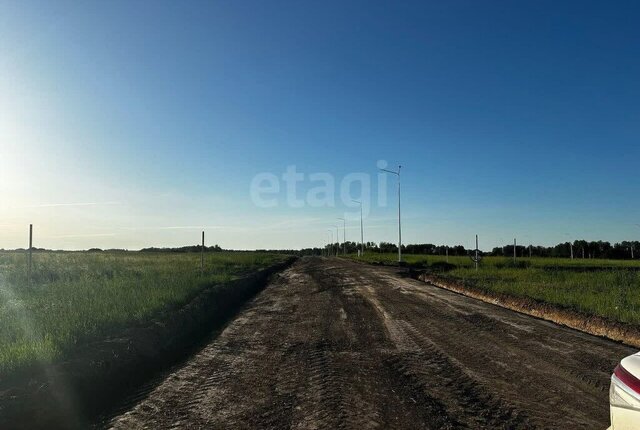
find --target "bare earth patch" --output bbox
[109,257,634,429]
[418,273,640,348]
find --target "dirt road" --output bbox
[108,257,634,429]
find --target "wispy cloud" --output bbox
[12,201,121,209]
[119,225,248,231]
[255,217,324,231]
[157,226,235,230]
[47,233,117,239]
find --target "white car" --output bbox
[610,352,640,429]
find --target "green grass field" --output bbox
[0,251,286,374]
[350,253,640,325]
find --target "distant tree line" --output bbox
[4,239,639,260]
[312,239,640,260]
[491,240,640,259]
[318,241,470,256]
[140,244,223,253]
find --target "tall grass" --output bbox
[349,253,640,325]
[354,253,640,269]
[446,266,640,324]
[0,251,285,373]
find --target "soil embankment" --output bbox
[415,272,640,349]
[0,258,295,429]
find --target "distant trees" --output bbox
[140,244,223,253]
[403,244,467,256]
[492,245,528,257]
[324,241,469,255]
[335,239,640,260]
[489,240,640,259]
[136,239,640,260]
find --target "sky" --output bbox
[1,0,639,251]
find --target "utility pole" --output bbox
[352,200,364,256]
[513,238,517,263]
[565,233,574,260]
[201,231,205,273]
[331,225,339,256]
[324,234,326,256]
[380,165,402,262]
[337,217,346,255]
[327,229,334,257]
[475,235,479,271]
[324,232,331,257]
[446,246,449,263]
[28,224,33,284]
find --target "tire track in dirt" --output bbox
[356,263,633,429]
[107,257,634,429]
[109,259,430,429]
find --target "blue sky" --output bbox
[1,0,639,250]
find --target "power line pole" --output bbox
[337,217,346,255]
[565,233,574,259]
[323,233,327,256]
[475,235,479,271]
[352,200,364,256]
[513,238,517,263]
[380,165,402,262]
[324,232,331,257]
[28,224,33,284]
[201,231,205,273]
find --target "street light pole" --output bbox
[475,234,479,271]
[380,165,402,263]
[323,233,326,256]
[352,200,364,256]
[337,217,346,254]
[331,225,339,256]
[327,229,333,257]
[565,233,574,259]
